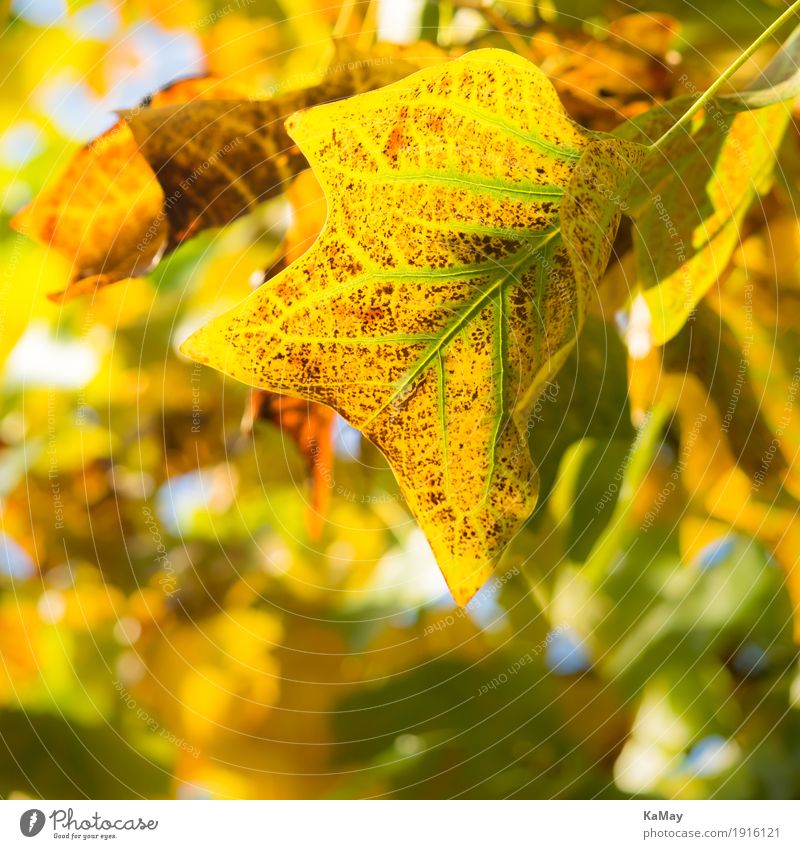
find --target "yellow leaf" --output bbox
[11,77,256,302]
[181,49,645,604]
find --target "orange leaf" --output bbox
[242,390,336,541]
[12,76,255,302]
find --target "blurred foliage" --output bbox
[0,0,799,801]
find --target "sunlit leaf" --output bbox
[11,77,256,301]
[181,49,645,603]
[622,97,789,344]
[125,42,447,243]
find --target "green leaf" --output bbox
[550,437,632,561]
[723,21,800,110]
[617,17,800,345]
[621,97,789,344]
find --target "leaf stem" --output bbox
[649,0,800,153]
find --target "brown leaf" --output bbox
[124,43,446,244]
[538,13,679,131]
[242,390,336,541]
[123,98,308,243]
[16,42,448,302]
[12,76,256,302]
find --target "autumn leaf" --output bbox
[621,99,788,345]
[657,298,791,489]
[733,212,800,329]
[708,268,800,500]
[243,170,336,540]
[13,43,448,302]
[123,41,449,244]
[283,170,328,266]
[646,206,800,502]
[538,12,679,131]
[240,171,335,541]
[619,22,800,345]
[11,76,256,302]
[10,117,166,302]
[181,49,645,604]
[122,98,307,244]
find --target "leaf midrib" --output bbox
[359,237,555,432]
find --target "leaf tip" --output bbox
[450,583,478,608]
[46,288,69,304]
[179,323,213,364]
[443,559,496,608]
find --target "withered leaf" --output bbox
[124,42,448,244]
[242,390,336,542]
[12,76,256,301]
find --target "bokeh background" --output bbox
[1,0,800,799]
